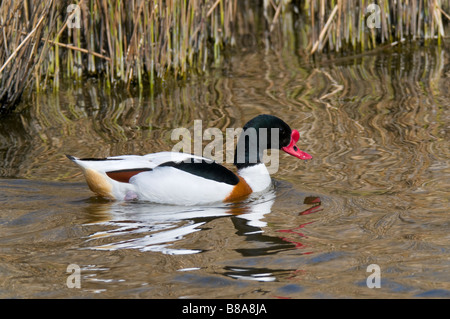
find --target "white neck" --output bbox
[238,163,272,193]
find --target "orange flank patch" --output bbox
[224,176,253,202]
[84,168,113,198]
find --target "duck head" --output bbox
[234,114,312,169]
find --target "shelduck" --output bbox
[67,114,312,205]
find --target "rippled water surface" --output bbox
[0,44,449,298]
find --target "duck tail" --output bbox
[66,154,78,162]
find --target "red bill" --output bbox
[281,129,312,160]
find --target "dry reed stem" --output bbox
[0,11,46,74]
[311,4,339,54]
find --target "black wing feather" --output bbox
[158,160,239,185]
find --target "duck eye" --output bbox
[294,146,298,151]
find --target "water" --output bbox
[0,44,449,298]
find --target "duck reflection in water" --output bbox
[81,190,322,257]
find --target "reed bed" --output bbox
[0,0,449,115]
[263,0,449,54]
[0,0,238,114]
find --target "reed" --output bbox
[0,0,449,115]
[0,0,56,114]
[262,0,449,55]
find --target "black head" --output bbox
[234,114,311,169]
[242,114,292,148]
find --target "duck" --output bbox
[67,114,312,205]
